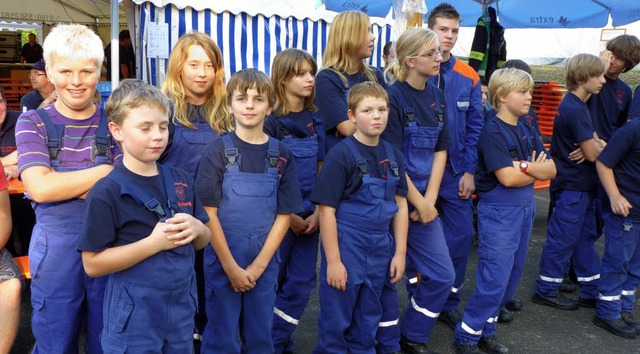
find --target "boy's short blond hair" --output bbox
[347,82,388,112]
[106,79,170,126]
[488,68,533,109]
[43,24,104,69]
[226,68,274,107]
[564,54,605,91]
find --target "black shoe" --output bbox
[498,306,513,323]
[399,336,436,354]
[438,309,462,330]
[578,297,597,308]
[478,336,509,354]
[559,276,577,293]
[504,298,523,312]
[593,316,637,339]
[531,292,579,311]
[452,341,483,354]
[621,312,640,334]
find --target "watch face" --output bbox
[520,161,527,168]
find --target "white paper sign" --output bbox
[147,22,169,59]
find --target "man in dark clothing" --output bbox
[104,30,134,80]
[20,33,43,63]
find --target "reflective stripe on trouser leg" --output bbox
[401,218,455,343]
[376,274,401,354]
[455,199,534,344]
[536,191,596,297]
[597,214,640,320]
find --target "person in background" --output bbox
[20,60,56,111]
[382,41,396,71]
[16,24,121,353]
[0,163,22,353]
[105,30,134,80]
[159,32,232,348]
[315,10,386,152]
[426,2,484,331]
[20,33,43,63]
[265,48,326,354]
[1,86,36,257]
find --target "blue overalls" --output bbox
[314,138,400,354]
[29,108,110,354]
[101,164,196,353]
[272,115,321,354]
[161,118,218,341]
[597,213,640,320]
[201,134,282,354]
[455,120,536,344]
[389,87,455,345]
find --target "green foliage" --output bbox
[532,65,640,90]
[20,31,37,46]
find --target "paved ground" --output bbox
[11,190,640,353]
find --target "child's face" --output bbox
[607,53,627,77]
[481,85,488,106]
[348,96,388,140]
[501,88,532,118]
[229,87,272,131]
[181,45,215,105]
[284,60,315,100]
[355,23,375,60]
[583,74,606,95]
[109,106,169,169]
[47,56,100,117]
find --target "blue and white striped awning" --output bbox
[132,1,393,86]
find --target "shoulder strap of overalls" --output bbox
[430,84,445,124]
[278,116,307,138]
[265,137,281,174]
[518,120,535,160]
[222,134,240,171]
[492,118,518,160]
[36,107,110,162]
[342,137,368,176]
[389,84,416,126]
[36,108,65,161]
[107,164,177,221]
[382,140,400,179]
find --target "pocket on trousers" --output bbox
[101,334,128,354]
[110,286,134,334]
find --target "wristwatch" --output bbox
[519,160,529,174]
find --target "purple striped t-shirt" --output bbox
[16,104,122,175]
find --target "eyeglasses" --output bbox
[29,73,46,78]
[419,48,444,59]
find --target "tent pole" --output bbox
[111,0,119,89]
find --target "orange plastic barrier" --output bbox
[8,179,24,194]
[14,256,30,279]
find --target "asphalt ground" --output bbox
[11,190,640,353]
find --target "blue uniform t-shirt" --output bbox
[598,118,640,221]
[588,76,632,141]
[550,92,598,192]
[194,132,303,215]
[475,117,547,193]
[484,107,541,137]
[315,68,386,137]
[382,81,451,152]
[310,135,408,209]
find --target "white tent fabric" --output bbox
[129,0,393,86]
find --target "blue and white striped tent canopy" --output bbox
[130,0,394,86]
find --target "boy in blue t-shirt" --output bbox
[195,68,303,353]
[593,118,640,339]
[533,54,608,312]
[78,79,211,352]
[311,82,408,353]
[454,68,555,354]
